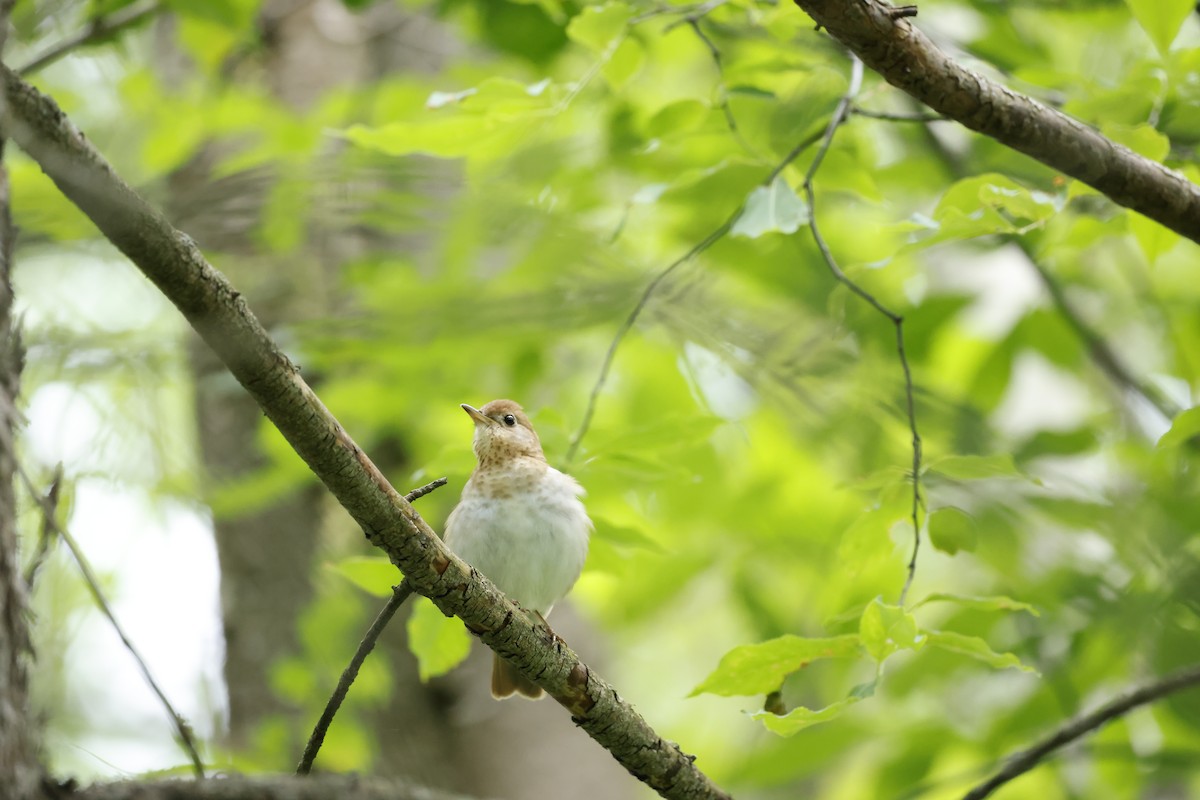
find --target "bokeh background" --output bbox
[10,0,1200,798]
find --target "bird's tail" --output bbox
[492,653,544,700]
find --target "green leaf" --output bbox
[644,99,710,139]
[923,630,1037,673]
[1129,212,1180,267]
[164,0,258,28]
[602,37,644,89]
[344,118,495,159]
[751,691,865,736]
[927,454,1024,481]
[1157,406,1200,448]
[566,2,633,53]
[329,556,400,598]
[428,77,560,115]
[691,634,861,697]
[1101,123,1170,161]
[591,516,664,552]
[929,174,1057,243]
[859,598,921,663]
[406,597,472,681]
[927,506,978,555]
[912,593,1040,617]
[731,177,810,238]
[1124,0,1193,56]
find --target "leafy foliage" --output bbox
[11,0,1200,796]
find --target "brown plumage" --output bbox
[443,399,592,700]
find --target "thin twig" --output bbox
[403,476,449,503]
[22,462,63,588]
[296,477,447,776]
[630,0,728,26]
[801,55,924,604]
[962,662,1200,800]
[851,107,948,123]
[297,581,414,775]
[1023,252,1182,422]
[17,0,163,76]
[563,129,826,467]
[16,464,206,778]
[685,18,762,159]
[662,0,730,33]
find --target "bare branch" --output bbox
[0,65,730,800]
[21,463,62,588]
[962,662,1200,800]
[801,55,924,604]
[403,476,449,504]
[17,1,163,76]
[74,773,482,800]
[791,0,1200,244]
[16,464,206,778]
[296,476,447,776]
[851,106,947,123]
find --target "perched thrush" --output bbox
[444,399,592,699]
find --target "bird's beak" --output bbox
[461,404,495,426]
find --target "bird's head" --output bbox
[461,399,545,464]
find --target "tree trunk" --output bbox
[0,0,40,791]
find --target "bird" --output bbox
[443,399,592,699]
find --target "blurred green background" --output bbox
[10,0,1200,798]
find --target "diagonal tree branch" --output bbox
[17,1,163,77]
[0,64,730,800]
[75,773,483,800]
[962,662,1200,800]
[790,0,1200,244]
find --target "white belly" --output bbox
[445,470,590,615]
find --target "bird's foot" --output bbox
[532,610,564,646]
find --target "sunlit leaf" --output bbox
[926,454,1025,481]
[691,634,861,697]
[1101,123,1170,161]
[644,99,710,139]
[752,696,854,736]
[1158,406,1200,448]
[407,597,472,681]
[927,506,978,555]
[731,177,810,238]
[923,630,1036,672]
[329,556,401,598]
[566,2,633,53]
[591,516,664,552]
[859,598,922,663]
[1124,0,1193,56]
[602,37,644,89]
[912,593,1040,616]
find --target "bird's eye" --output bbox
[503,414,516,427]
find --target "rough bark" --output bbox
[0,65,729,800]
[72,774,481,800]
[791,0,1200,244]
[0,0,42,795]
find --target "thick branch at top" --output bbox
[793,0,1200,244]
[0,64,730,800]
